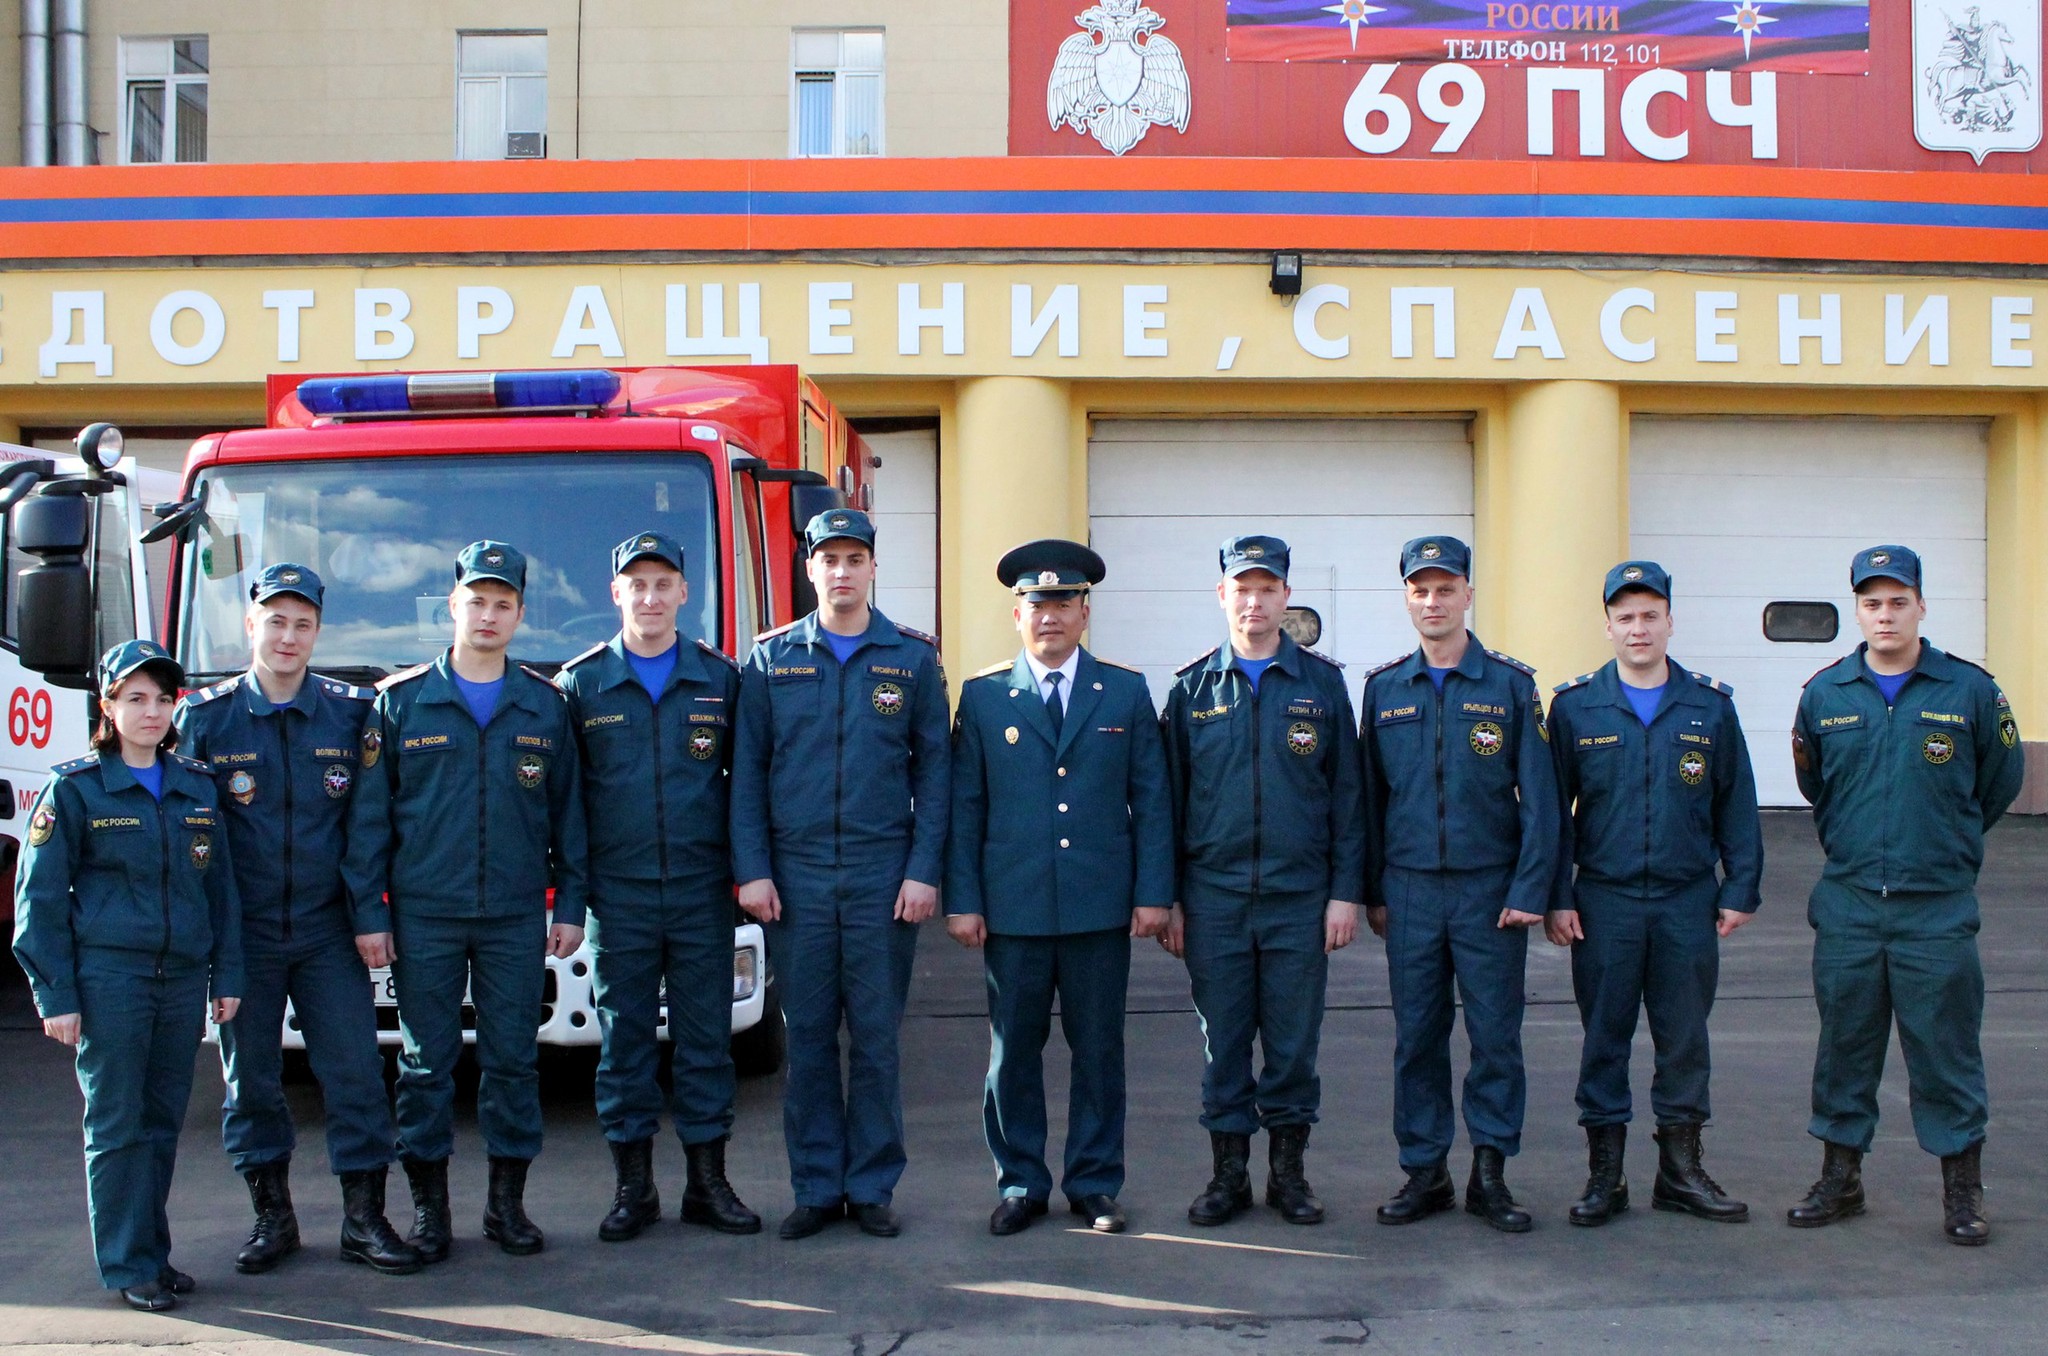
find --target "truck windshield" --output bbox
[175,452,719,680]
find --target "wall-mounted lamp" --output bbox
[1269,252,1303,296]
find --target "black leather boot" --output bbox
[1653,1123,1748,1222]
[681,1137,762,1235]
[1568,1124,1629,1226]
[401,1157,452,1264]
[1786,1141,1865,1228]
[1941,1141,1989,1246]
[599,1139,662,1242]
[1187,1131,1253,1227]
[1265,1124,1324,1225]
[483,1156,546,1255]
[1465,1146,1533,1233]
[339,1168,424,1274]
[1376,1161,1456,1225]
[235,1160,302,1274]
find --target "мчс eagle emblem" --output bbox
[1048,0,1192,156]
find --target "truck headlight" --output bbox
[733,948,758,1002]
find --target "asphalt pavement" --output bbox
[4,812,2045,1355]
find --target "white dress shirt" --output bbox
[1022,650,1080,715]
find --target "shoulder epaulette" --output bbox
[1362,655,1407,682]
[1300,646,1345,670]
[52,754,96,776]
[755,620,798,643]
[1485,649,1537,678]
[1948,654,1996,681]
[1687,670,1735,697]
[1094,658,1143,674]
[1801,659,1844,690]
[183,677,238,706]
[165,752,210,774]
[1552,672,1597,696]
[519,664,565,692]
[560,643,607,672]
[376,663,431,693]
[694,638,740,670]
[972,660,1014,678]
[316,676,376,702]
[1175,646,1220,676]
[894,624,938,647]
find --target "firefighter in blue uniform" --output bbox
[731,508,949,1241]
[1544,561,1762,1228]
[14,640,243,1312]
[1359,536,1560,1233]
[343,540,589,1260]
[557,531,759,1241]
[1159,535,1365,1227]
[176,564,419,1276]
[1786,545,2021,1246]
[946,539,1175,1238]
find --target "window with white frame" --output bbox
[122,36,208,164]
[791,30,883,157]
[457,32,547,160]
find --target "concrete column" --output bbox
[942,376,1077,672]
[1478,380,1627,690]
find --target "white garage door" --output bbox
[864,426,938,639]
[1087,418,1474,704]
[1630,416,1988,807]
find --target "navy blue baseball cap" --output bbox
[1220,534,1290,581]
[1400,535,1471,580]
[803,507,876,555]
[250,562,324,609]
[1851,544,1921,591]
[612,530,684,577]
[1603,560,1671,604]
[98,638,183,692]
[999,538,1106,600]
[454,540,527,594]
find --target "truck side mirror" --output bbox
[13,491,97,687]
[787,481,846,538]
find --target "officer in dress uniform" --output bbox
[730,508,949,1242]
[176,564,419,1276]
[1159,535,1365,1227]
[556,531,759,1241]
[13,640,243,1312]
[1358,536,1561,1233]
[1786,545,2021,1245]
[1544,561,1762,1228]
[342,541,589,1260]
[946,539,1175,1238]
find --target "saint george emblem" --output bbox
[1915,1,2041,164]
[27,802,55,847]
[1924,730,1957,765]
[1048,0,1192,156]
[229,769,256,805]
[1469,720,1505,756]
[872,681,905,715]
[1005,726,1021,744]
[689,728,717,761]
[1678,749,1708,786]
[190,832,213,871]
[1287,721,1319,756]
[516,752,546,788]
[323,763,353,799]
[361,727,382,769]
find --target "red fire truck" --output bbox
[11,365,877,1074]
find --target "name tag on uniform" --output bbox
[403,734,452,751]
[514,735,554,751]
[688,712,725,725]
[1918,711,1967,728]
[1375,704,1421,726]
[583,713,626,729]
[1285,701,1325,719]
[312,746,355,761]
[868,664,915,680]
[183,814,217,828]
[1676,732,1713,748]
[1460,701,1507,718]
[1577,733,1622,749]
[770,665,819,681]
[1818,714,1862,733]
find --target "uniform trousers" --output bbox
[982,926,1131,1204]
[590,874,736,1147]
[219,921,395,1174]
[1184,883,1328,1134]
[769,869,918,1208]
[73,961,208,1289]
[1808,878,1987,1157]
[1569,873,1720,1128]
[1383,863,1526,1168]
[390,909,546,1163]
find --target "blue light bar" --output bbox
[296,369,622,418]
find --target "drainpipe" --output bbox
[52,0,86,165]
[20,0,50,166]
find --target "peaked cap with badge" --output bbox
[1400,535,1471,581]
[611,530,685,577]
[1602,560,1671,604]
[1850,543,1921,591]
[454,539,527,593]
[250,561,326,609]
[998,539,1106,601]
[803,507,876,555]
[1219,534,1290,581]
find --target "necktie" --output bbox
[1045,670,1064,734]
